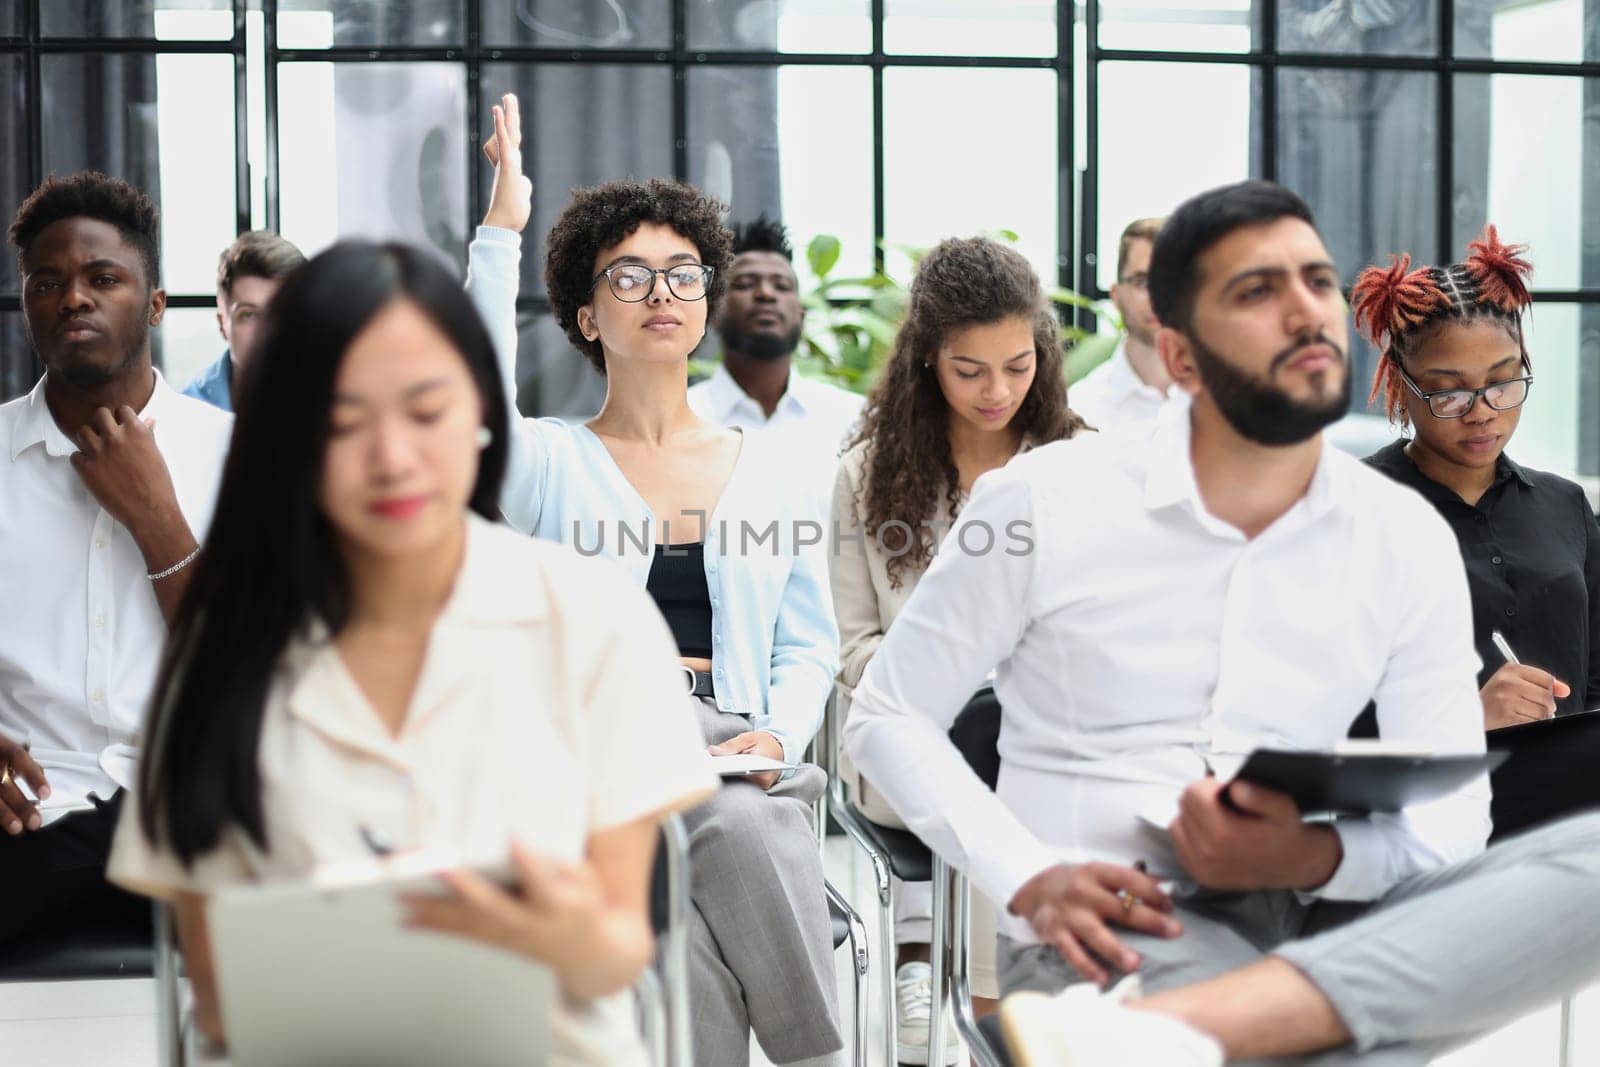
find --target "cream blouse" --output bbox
[828,439,1037,798]
[109,515,718,1066]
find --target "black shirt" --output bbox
[1365,440,1600,716]
[645,542,714,660]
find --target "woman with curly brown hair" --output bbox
[828,236,1087,1063]
[483,103,843,1064]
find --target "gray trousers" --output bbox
[999,811,1600,1066]
[682,697,844,1065]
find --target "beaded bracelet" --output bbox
[147,546,201,582]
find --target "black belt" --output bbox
[680,666,716,699]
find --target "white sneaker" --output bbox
[895,960,961,1065]
[999,974,1224,1067]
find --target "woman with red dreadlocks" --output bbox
[1353,228,1600,743]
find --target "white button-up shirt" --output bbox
[0,371,231,813]
[1068,341,1174,438]
[845,399,1491,945]
[688,364,864,522]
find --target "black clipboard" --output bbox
[1487,708,1600,841]
[1232,748,1507,818]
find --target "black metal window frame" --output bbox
[0,0,251,316]
[259,0,1076,320]
[3,0,1597,322]
[1082,0,1600,306]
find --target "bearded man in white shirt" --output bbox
[846,180,1600,1065]
[688,215,863,521]
[0,173,231,946]
[1068,216,1173,436]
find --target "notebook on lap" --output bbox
[208,867,553,1067]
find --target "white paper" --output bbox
[707,753,795,778]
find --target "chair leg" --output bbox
[873,855,898,1067]
[825,880,871,1067]
[660,814,694,1067]
[1560,995,1576,1067]
[929,859,952,1067]
[154,901,184,1067]
[949,873,1005,1067]
[635,968,667,1066]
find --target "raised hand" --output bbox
[482,92,532,233]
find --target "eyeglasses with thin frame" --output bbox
[590,263,714,303]
[1395,363,1533,419]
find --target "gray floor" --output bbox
[0,836,1592,1066]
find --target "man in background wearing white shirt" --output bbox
[846,181,1600,1065]
[0,173,230,945]
[688,215,863,520]
[1068,217,1172,435]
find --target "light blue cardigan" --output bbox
[465,226,838,763]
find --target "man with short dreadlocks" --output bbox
[689,214,864,523]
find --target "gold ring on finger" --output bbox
[0,763,11,787]
[1118,889,1137,914]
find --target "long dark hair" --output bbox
[850,237,1083,588]
[139,241,511,863]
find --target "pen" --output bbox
[1491,630,1519,666]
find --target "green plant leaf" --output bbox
[807,234,842,279]
[1063,332,1121,386]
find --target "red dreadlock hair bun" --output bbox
[1465,225,1533,315]
[1354,226,1534,427]
[1351,254,1449,424]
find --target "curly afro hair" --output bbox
[9,171,161,287]
[544,178,733,375]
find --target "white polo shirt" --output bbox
[0,370,231,814]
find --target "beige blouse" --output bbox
[109,515,718,1066]
[828,439,1035,802]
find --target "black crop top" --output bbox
[645,542,713,659]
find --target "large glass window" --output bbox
[278,61,469,269]
[1088,0,1600,483]
[883,67,1059,283]
[1,0,1595,487]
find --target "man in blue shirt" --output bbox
[183,231,304,411]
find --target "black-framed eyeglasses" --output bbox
[590,263,714,303]
[1396,365,1533,419]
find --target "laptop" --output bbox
[207,868,554,1066]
